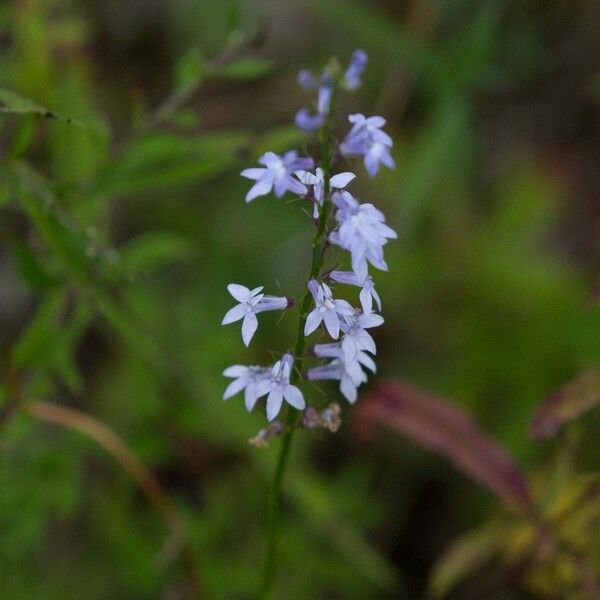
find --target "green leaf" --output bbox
[220,57,275,80]
[8,116,36,158]
[253,125,307,157]
[11,288,67,367]
[169,109,200,128]
[0,88,85,127]
[434,1,502,93]
[91,290,161,367]
[0,169,11,206]
[120,232,191,273]
[175,47,206,90]
[8,239,57,289]
[94,131,250,195]
[51,302,90,393]
[10,287,90,393]
[12,161,88,280]
[429,524,503,598]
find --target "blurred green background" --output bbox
[1,0,599,598]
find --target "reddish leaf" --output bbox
[530,368,600,439]
[355,380,531,512]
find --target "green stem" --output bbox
[257,75,340,600]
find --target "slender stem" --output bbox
[24,399,203,598]
[257,75,340,600]
[257,410,296,599]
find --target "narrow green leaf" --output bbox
[290,475,397,591]
[176,48,206,90]
[254,125,307,157]
[94,131,250,195]
[0,169,11,206]
[220,57,275,80]
[12,161,87,280]
[8,239,57,289]
[11,288,67,367]
[92,290,161,366]
[170,109,200,128]
[0,88,85,127]
[51,302,90,394]
[120,232,191,273]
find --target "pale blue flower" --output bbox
[342,49,368,90]
[304,280,354,339]
[307,357,368,403]
[329,270,381,314]
[223,365,271,411]
[314,341,376,377]
[240,151,313,202]
[340,113,395,177]
[294,108,326,131]
[295,70,333,131]
[264,353,305,421]
[222,284,290,346]
[340,311,384,364]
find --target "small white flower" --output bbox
[295,168,356,218]
[222,284,289,347]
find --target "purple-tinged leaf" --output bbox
[355,380,532,511]
[530,369,600,440]
[429,524,504,598]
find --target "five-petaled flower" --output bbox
[240,151,313,202]
[264,353,306,421]
[304,280,354,339]
[222,284,290,346]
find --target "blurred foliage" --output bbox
[0,0,599,598]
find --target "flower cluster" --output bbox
[341,114,395,177]
[222,50,396,427]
